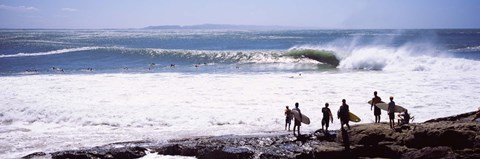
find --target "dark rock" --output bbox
[313,130,337,142]
[22,152,47,159]
[156,144,198,156]
[39,110,480,159]
[352,145,403,159]
[197,147,254,159]
[50,146,147,159]
[401,146,456,159]
[404,122,478,149]
[425,111,476,123]
[454,148,480,159]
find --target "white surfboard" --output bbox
[375,103,407,113]
[368,100,406,113]
[291,109,310,124]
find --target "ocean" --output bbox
[1,29,480,158]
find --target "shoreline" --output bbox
[22,111,479,159]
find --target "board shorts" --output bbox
[286,117,292,124]
[294,119,301,126]
[388,112,395,120]
[322,118,330,127]
[374,107,381,116]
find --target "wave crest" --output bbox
[0,47,102,58]
[291,43,480,72]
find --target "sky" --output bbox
[0,0,479,29]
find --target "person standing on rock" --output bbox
[292,103,302,136]
[284,106,293,131]
[387,96,396,129]
[338,99,350,130]
[371,91,382,123]
[322,103,333,132]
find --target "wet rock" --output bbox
[454,148,480,159]
[197,147,254,159]
[50,146,147,159]
[27,111,480,159]
[425,111,477,123]
[22,152,47,159]
[401,146,456,159]
[404,122,479,149]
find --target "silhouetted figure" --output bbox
[388,96,396,129]
[284,106,293,131]
[371,91,382,123]
[321,103,333,132]
[338,99,350,130]
[398,109,411,125]
[292,102,302,136]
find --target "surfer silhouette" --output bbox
[387,96,396,129]
[292,102,302,136]
[284,106,293,131]
[371,91,382,123]
[338,99,350,130]
[321,103,333,132]
[397,109,411,125]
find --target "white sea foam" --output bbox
[0,47,102,58]
[292,42,480,72]
[337,46,480,72]
[452,45,480,52]
[1,70,480,158]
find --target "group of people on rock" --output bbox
[284,91,413,136]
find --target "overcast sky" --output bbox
[0,0,479,29]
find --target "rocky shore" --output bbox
[24,111,480,159]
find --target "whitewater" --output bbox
[1,29,480,158]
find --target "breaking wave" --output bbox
[2,44,479,72]
[0,47,325,65]
[292,43,480,72]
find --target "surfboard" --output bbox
[367,100,385,105]
[349,112,361,122]
[375,103,406,113]
[291,109,310,124]
[368,100,406,113]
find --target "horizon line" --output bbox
[1,24,479,30]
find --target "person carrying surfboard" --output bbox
[321,103,333,132]
[285,106,293,131]
[371,91,382,123]
[292,102,302,136]
[338,99,350,130]
[387,96,396,129]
